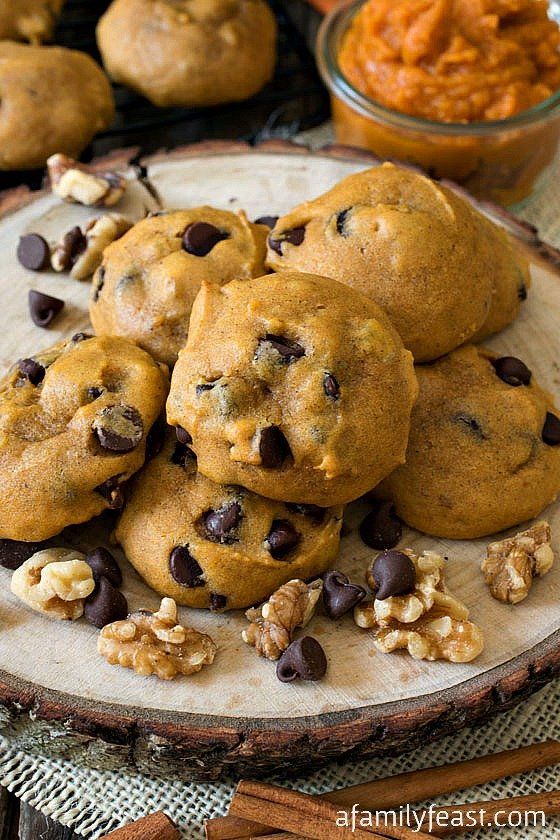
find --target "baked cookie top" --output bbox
[0,0,64,43]
[90,208,268,366]
[166,271,418,507]
[0,334,168,541]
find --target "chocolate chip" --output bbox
[323,372,339,400]
[28,289,64,328]
[72,331,92,343]
[285,503,325,524]
[169,546,205,587]
[85,547,122,587]
[254,215,279,228]
[268,226,306,255]
[209,593,228,611]
[259,426,291,468]
[359,501,402,550]
[266,519,300,559]
[203,502,242,543]
[196,383,215,396]
[93,405,143,453]
[18,358,45,385]
[176,426,192,445]
[335,208,351,235]
[0,538,47,570]
[518,284,528,301]
[276,637,327,682]
[453,413,487,441]
[171,441,195,467]
[84,577,128,628]
[368,550,417,600]
[491,356,532,387]
[323,570,366,619]
[542,412,560,446]
[87,386,104,401]
[182,222,228,256]
[92,267,105,302]
[261,334,305,362]
[60,226,87,269]
[95,475,126,510]
[17,234,50,271]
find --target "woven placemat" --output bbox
[1,126,560,839]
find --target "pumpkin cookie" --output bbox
[166,272,418,507]
[378,346,560,539]
[97,0,277,108]
[116,430,343,610]
[90,208,268,366]
[0,334,168,541]
[0,0,64,43]
[266,163,529,362]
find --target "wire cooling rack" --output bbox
[0,0,328,189]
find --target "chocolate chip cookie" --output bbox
[266,163,530,362]
[0,42,114,170]
[97,0,277,108]
[0,0,64,42]
[116,430,343,610]
[90,208,268,366]
[0,334,168,541]
[166,272,418,506]
[378,345,560,539]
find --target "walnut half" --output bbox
[10,548,95,620]
[51,214,132,280]
[47,153,127,207]
[482,521,554,604]
[98,597,217,680]
[242,579,323,660]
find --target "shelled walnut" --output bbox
[51,214,132,280]
[98,597,216,680]
[482,521,554,604]
[47,153,127,207]
[10,548,94,620]
[243,579,323,660]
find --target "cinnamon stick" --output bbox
[205,740,560,840]
[100,811,180,839]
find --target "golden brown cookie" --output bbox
[0,334,168,541]
[96,0,277,108]
[378,346,560,539]
[0,0,64,43]
[266,163,529,362]
[116,430,343,610]
[0,42,114,170]
[166,272,418,506]
[90,208,268,367]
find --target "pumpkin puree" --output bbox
[339,0,560,123]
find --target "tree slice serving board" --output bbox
[0,142,559,781]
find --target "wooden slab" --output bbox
[0,144,559,781]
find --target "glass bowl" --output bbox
[316,0,560,206]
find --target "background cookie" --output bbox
[97,0,277,108]
[0,0,64,43]
[167,271,418,506]
[90,208,268,366]
[266,163,529,362]
[116,430,343,610]
[0,42,114,170]
[378,345,560,539]
[0,334,168,541]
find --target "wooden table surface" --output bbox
[1,788,78,839]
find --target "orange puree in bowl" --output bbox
[339,0,560,123]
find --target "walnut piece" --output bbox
[355,549,484,663]
[47,153,127,207]
[242,579,323,660]
[482,521,554,604]
[98,597,217,680]
[10,548,94,620]
[51,214,132,280]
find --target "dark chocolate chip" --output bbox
[542,412,560,446]
[84,577,128,628]
[95,476,126,510]
[92,267,105,302]
[169,545,205,587]
[176,426,192,445]
[171,441,195,467]
[0,538,47,570]
[203,502,242,543]
[93,405,143,453]
[268,226,306,255]
[85,547,122,587]
[359,502,402,550]
[276,636,327,683]
[261,334,305,362]
[285,503,325,524]
[182,222,228,256]
[335,208,352,235]
[72,331,92,343]
[518,284,528,301]
[259,426,291,468]
[491,356,532,387]
[323,372,339,400]
[17,234,50,271]
[18,358,45,385]
[61,226,87,268]
[28,289,64,328]
[368,550,417,600]
[196,383,216,396]
[266,519,300,559]
[209,593,228,611]
[254,215,279,228]
[323,570,366,619]
[87,386,104,401]
[453,413,488,441]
